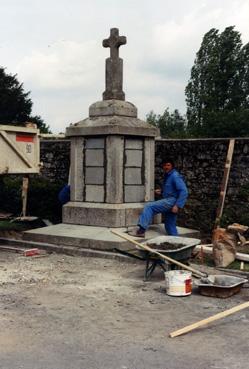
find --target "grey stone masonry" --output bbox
[85,149,104,167]
[85,138,105,149]
[85,185,104,202]
[125,185,145,202]
[85,167,104,185]
[67,116,158,137]
[125,149,143,167]
[125,168,142,185]
[63,202,144,227]
[125,138,143,149]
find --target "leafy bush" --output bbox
[0,176,65,222]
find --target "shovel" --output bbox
[111,230,207,278]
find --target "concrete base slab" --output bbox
[24,223,200,251]
[0,237,137,263]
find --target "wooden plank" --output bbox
[195,244,249,262]
[169,301,249,338]
[214,139,235,229]
[0,125,37,134]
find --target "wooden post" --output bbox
[21,175,29,217]
[214,139,235,229]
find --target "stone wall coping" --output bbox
[156,137,249,142]
[40,137,249,143]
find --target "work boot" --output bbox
[128,227,145,238]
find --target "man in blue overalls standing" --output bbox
[130,159,188,238]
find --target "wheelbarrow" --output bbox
[114,234,201,280]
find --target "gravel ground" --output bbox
[0,251,249,369]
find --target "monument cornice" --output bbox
[66,115,158,137]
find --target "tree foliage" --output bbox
[185,26,249,137]
[0,67,51,133]
[146,108,187,138]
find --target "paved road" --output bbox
[0,252,249,369]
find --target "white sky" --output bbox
[1,0,249,133]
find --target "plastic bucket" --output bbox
[165,270,192,296]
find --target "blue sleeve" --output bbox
[58,185,70,205]
[174,175,188,208]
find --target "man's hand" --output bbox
[171,205,179,213]
[155,189,161,195]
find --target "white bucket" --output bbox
[165,270,192,296]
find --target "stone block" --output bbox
[85,168,104,184]
[85,138,105,149]
[125,185,145,202]
[85,149,104,166]
[124,168,142,184]
[89,100,137,118]
[64,204,125,227]
[85,185,104,202]
[125,207,143,225]
[62,202,145,227]
[125,138,143,149]
[125,149,143,167]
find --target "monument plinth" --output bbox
[63,28,158,227]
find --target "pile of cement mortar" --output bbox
[147,242,185,251]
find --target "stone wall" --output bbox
[40,137,249,235]
[155,138,249,235]
[40,139,71,184]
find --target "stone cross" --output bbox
[102,28,127,101]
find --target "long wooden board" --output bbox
[169,301,249,337]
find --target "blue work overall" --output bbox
[138,169,188,236]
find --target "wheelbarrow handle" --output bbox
[111,230,207,278]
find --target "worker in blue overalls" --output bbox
[130,158,188,237]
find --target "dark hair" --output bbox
[162,158,175,167]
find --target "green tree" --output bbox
[146,108,187,138]
[0,67,51,133]
[185,26,249,137]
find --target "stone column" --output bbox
[106,135,124,203]
[70,137,84,201]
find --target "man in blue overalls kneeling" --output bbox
[129,158,188,238]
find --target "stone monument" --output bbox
[24,28,199,250]
[63,28,158,228]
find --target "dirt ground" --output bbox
[0,251,249,369]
